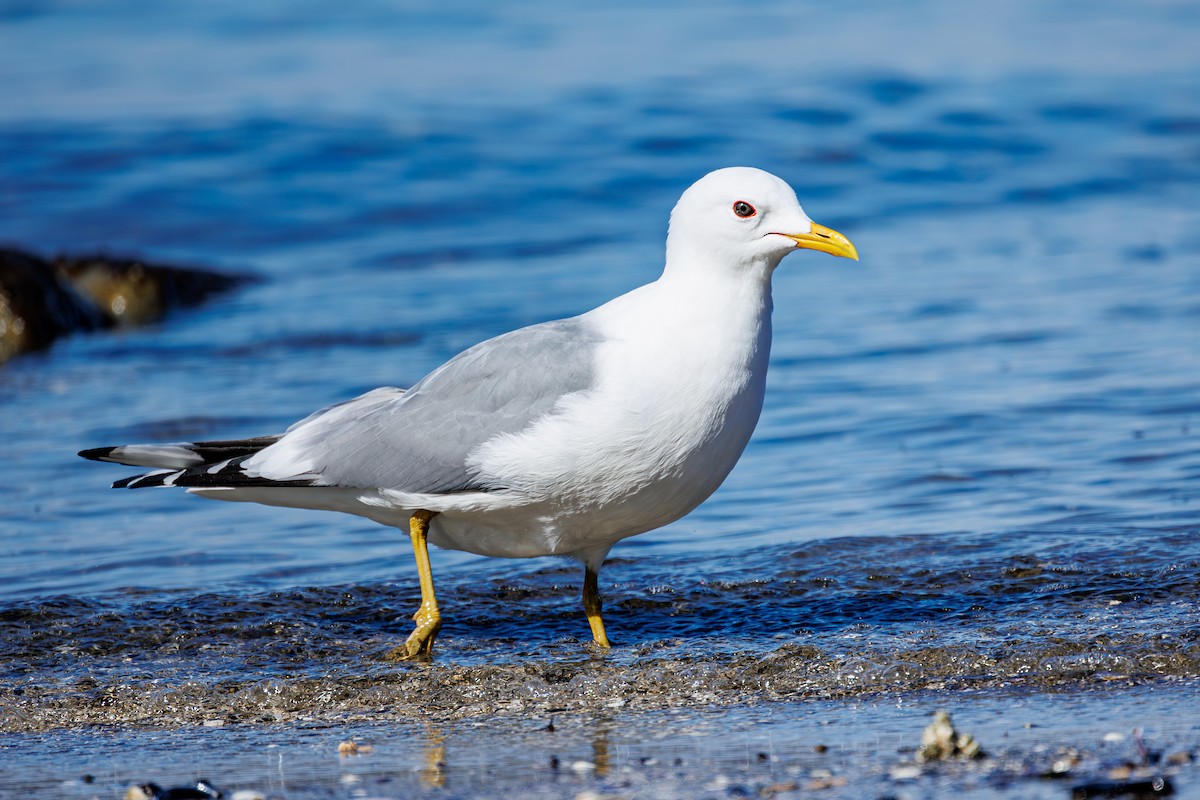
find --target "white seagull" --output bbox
[80,167,858,659]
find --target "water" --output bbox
[4,687,1199,799]
[2,0,1200,796]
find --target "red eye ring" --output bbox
[732,201,756,218]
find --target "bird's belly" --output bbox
[436,368,765,559]
[427,454,731,561]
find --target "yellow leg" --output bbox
[583,566,612,648]
[385,510,441,661]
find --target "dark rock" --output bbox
[131,779,223,799]
[0,246,255,364]
[54,253,252,326]
[0,247,108,361]
[1071,776,1174,798]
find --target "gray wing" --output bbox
[245,316,603,493]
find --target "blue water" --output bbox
[3,0,1198,600]
[2,4,1200,783]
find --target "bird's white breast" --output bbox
[462,272,773,556]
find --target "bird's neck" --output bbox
[589,247,776,352]
[660,238,783,286]
[627,259,775,384]
[656,245,777,325]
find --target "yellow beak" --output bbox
[783,222,859,261]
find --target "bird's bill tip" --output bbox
[784,223,859,261]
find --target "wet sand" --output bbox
[5,528,1200,734]
[3,682,1196,799]
[3,533,1199,797]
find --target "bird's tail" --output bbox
[78,436,283,488]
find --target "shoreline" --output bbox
[5,638,1199,734]
[4,681,1196,799]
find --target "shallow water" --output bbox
[4,685,1200,799]
[4,526,1200,737]
[2,0,1200,795]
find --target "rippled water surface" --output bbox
[2,0,1200,796]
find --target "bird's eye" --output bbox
[732,201,756,218]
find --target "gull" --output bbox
[79,167,858,659]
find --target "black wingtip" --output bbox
[79,446,117,462]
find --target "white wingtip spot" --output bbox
[130,468,175,488]
[207,458,235,475]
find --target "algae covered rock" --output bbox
[0,246,254,363]
[0,248,108,362]
[55,253,249,327]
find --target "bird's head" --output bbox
[665,166,858,278]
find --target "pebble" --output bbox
[1051,755,1079,774]
[125,781,222,800]
[917,710,984,762]
[1071,776,1173,798]
[889,764,922,781]
[338,740,374,756]
[574,792,620,800]
[806,775,848,790]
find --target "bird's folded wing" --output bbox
[240,316,604,494]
